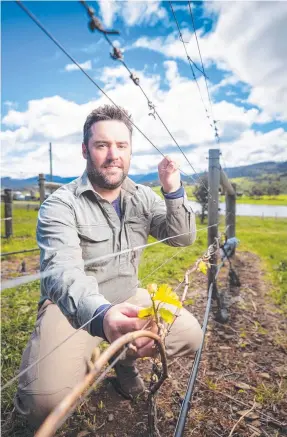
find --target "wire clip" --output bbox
[130,73,140,86]
[81,1,120,35]
[110,46,123,61]
[148,101,156,119]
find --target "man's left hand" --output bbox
[158,156,181,193]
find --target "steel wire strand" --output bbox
[34,235,221,437]
[1,223,217,292]
[79,1,209,190]
[35,330,167,437]
[187,1,221,147]
[15,1,163,159]
[187,2,215,123]
[1,242,195,391]
[4,5,223,403]
[16,0,206,195]
[169,2,211,121]
[1,220,220,392]
[173,262,224,437]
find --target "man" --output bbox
[15,104,203,427]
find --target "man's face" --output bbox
[82,120,132,190]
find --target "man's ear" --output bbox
[82,143,88,159]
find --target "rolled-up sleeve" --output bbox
[149,190,196,246]
[37,196,110,334]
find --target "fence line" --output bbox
[1,248,39,257]
[1,189,13,238]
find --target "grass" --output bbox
[235,216,287,311]
[1,205,38,254]
[220,194,287,206]
[1,208,287,431]
[255,382,287,405]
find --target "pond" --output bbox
[188,201,287,218]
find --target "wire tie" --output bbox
[130,73,140,86]
[110,47,123,61]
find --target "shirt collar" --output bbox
[75,170,138,198]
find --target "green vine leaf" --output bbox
[138,306,154,319]
[153,284,182,308]
[159,308,175,324]
[198,260,208,275]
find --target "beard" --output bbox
[86,154,128,190]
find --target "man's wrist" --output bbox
[90,304,112,340]
[161,183,184,199]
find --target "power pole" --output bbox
[49,142,53,182]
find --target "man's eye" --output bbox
[97,144,105,148]
[118,144,127,149]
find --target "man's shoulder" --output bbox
[42,177,82,207]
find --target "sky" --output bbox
[1,0,287,179]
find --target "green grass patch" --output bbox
[1,281,40,417]
[220,194,287,206]
[236,216,287,310]
[1,205,38,254]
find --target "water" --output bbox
[188,201,287,218]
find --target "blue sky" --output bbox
[1,1,287,178]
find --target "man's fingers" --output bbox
[136,340,156,358]
[119,303,141,318]
[119,316,149,336]
[132,321,158,349]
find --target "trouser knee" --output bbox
[165,312,203,358]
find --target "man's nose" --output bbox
[107,145,120,160]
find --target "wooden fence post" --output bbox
[226,183,236,239]
[39,173,45,205]
[4,189,13,238]
[208,149,220,292]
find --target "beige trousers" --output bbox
[14,288,202,427]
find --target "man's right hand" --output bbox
[103,303,158,358]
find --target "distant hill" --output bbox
[222,161,287,179]
[0,175,76,190]
[1,161,286,189]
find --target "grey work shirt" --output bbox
[37,171,196,335]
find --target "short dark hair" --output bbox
[83,104,133,146]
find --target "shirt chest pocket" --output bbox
[78,225,113,266]
[125,215,151,248]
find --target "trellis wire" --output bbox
[174,261,224,436]
[0,223,216,292]
[16,0,209,195]
[1,235,208,392]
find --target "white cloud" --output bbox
[132,1,287,121]
[64,60,92,72]
[98,0,168,28]
[1,62,286,178]
[98,1,120,29]
[164,60,179,85]
[204,1,287,120]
